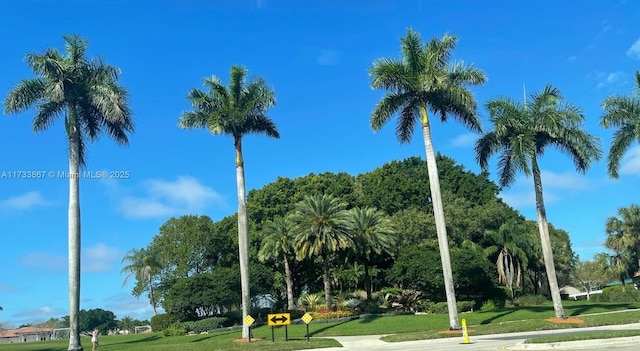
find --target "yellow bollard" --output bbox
[461,318,470,344]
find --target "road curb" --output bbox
[505,335,640,350]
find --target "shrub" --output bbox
[513,295,548,307]
[150,313,182,332]
[181,317,229,333]
[428,302,449,314]
[163,323,186,336]
[310,310,356,320]
[480,300,500,312]
[591,285,640,302]
[457,300,475,312]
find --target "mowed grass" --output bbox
[3,301,640,350]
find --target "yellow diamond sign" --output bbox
[301,312,314,324]
[244,315,255,326]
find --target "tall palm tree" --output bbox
[345,207,397,301]
[600,71,640,178]
[369,28,486,329]
[4,34,133,350]
[483,219,529,299]
[258,216,297,310]
[475,85,602,319]
[120,247,161,315]
[290,194,352,311]
[178,65,279,338]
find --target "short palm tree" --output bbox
[475,84,602,319]
[603,204,640,288]
[290,194,352,311]
[178,65,279,338]
[258,216,297,310]
[483,219,529,299]
[369,28,486,329]
[121,247,162,316]
[345,207,397,301]
[4,34,133,350]
[600,71,640,178]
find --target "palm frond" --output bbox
[401,28,424,73]
[229,65,248,103]
[607,126,637,178]
[3,78,47,114]
[370,92,413,132]
[369,58,412,91]
[33,100,66,132]
[178,111,208,129]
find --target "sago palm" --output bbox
[178,65,279,338]
[290,194,352,311]
[258,216,297,310]
[600,71,640,178]
[4,34,133,350]
[475,84,602,319]
[369,28,486,329]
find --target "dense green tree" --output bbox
[77,308,116,335]
[163,267,240,319]
[258,216,297,310]
[600,71,640,178]
[345,207,398,300]
[3,34,133,350]
[290,194,352,310]
[120,246,161,315]
[369,28,486,329]
[179,66,279,338]
[475,85,602,319]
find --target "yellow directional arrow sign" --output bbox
[267,313,291,326]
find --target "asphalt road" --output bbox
[306,322,640,351]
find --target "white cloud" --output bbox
[499,189,561,209]
[104,293,164,321]
[567,56,577,62]
[540,170,589,190]
[450,133,477,147]
[83,243,120,273]
[11,305,66,326]
[588,70,625,89]
[497,170,589,209]
[117,176,225,219]
[317,50,340,66]
[19,252,66,274]
[0,191,49,210]
[627,38,640,59]
[619,145,640,176]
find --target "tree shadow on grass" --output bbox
[477,310,515,325]
[307,320,351,336]
[568,303,637,316]
[102,334,162,346]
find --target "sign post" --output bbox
[301,312,314,341]
[267,313,291,342]
[243,315,255,343]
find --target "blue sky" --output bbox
[1,0,639,328]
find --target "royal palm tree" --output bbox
[483,219,529,299]
[290,194,352,311]
[475,85,602,319]
[369,28,486,329]
[258,216,297,310]
[345,207,397,301]
[4,34,133,350]
[178,65,279,338]
[120,247,161,316]
[600,71,640,178]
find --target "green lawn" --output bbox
[3,301,640,351]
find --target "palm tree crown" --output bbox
[600,71,640,178]
[4,33,133,165]
[370,28,486,141]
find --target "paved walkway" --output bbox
[303,323,640,351]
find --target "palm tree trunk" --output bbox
[322,255,332,311]
[235,137,251,339]
[532,157,566,319]
[283,255,295,310]
[420,106,460,329]
[147,276,158,316]
[364,263,372,301]
[67,116,83,351]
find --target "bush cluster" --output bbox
[591,285,640,302]
[513,295,547,307]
